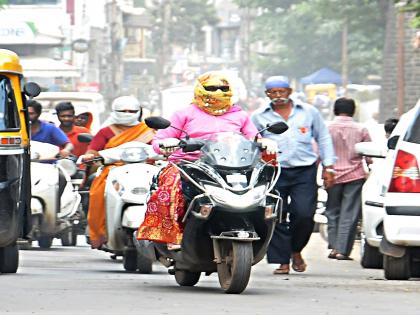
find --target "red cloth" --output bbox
[65,125,91,157]
[88,127,115,152]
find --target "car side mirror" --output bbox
[23,82,41,98]
[77,133,93,143]
[387,135,399,150]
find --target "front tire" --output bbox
[137,252,153,274]
[174,270,201,286]
[123,249,138,272]
[383,253,410,280]
[61,228,77,246]
[217,241,253,294]
[0,244,19,273]
[360,236,382,269]
[38,236,53,249]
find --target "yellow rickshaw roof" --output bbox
[0,49,23,74]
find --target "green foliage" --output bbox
[396,0,420,28]
[150,0,219,54]
[235,0,388,82]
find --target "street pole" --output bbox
[341,18,348,96]
[396,12,405,117]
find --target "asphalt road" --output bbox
[1,234,420,315]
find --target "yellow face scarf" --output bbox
[193,72,233,116]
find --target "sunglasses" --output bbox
[204,86,230,92]
[116,110,139,113]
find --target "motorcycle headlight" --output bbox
[121,148,148,163]
[203,184,267,209]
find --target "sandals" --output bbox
[328,249,338,259]
[335,253,353,260]
[291,252,307,272]
[273,264,290,275]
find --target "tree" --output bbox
[396,0,420,28]
[235,0,388,83]
[149,0,218,54]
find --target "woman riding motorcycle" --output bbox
[136,71,277,248]
[83,96,155,249]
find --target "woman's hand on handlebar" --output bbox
[158,138,180,156]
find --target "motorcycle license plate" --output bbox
[226,174,247,184]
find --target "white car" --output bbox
[357,100,420,279]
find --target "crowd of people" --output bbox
[29,70,395,275]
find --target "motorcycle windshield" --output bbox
[199,132,260,170]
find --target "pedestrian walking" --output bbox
[251,76,336,274]
[326,97,371,260]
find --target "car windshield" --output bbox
[403,107,420,144]
[0,76,20,132]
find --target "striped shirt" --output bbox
[328,116,371,184]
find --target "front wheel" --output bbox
[383,253,410,280]
[0,244,19,273]
[123,249,138,272]
[174,270,201,286]
[217,241,253,294]
[61,228,77,246]
[38,236,53,249]
[137,252,153,274]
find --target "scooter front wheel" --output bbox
[217,241,253,294]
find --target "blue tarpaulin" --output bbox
[300,68,343,85]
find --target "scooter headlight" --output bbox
[121,147,148,163]
[203,184,267,209]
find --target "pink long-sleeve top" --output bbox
[153,104,259,161]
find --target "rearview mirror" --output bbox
[266,122,289,134]
[77,133,93,143]
[23,82,41,98]
[145,116,171,130]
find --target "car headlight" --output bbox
[203,184,267,209]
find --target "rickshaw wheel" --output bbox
[0,244,19,273]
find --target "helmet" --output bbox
[265,76,290,90]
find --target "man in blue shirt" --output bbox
[28,100,73,157]
[251,76,336,274]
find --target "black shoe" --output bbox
[335,254,353,260]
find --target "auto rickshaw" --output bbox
[0,49,40,273]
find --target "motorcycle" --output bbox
[28,141,82,248]
[136,117,288,294]
[81,139,164,273]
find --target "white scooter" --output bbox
[85,141,164,273]
[28,141,82,248]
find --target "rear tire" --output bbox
[383,253,410,280]
[0,244,19,273]
[174,270,201,286]
[38,236,53,249]
[360,236,382,269]
[217,241,253,294]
